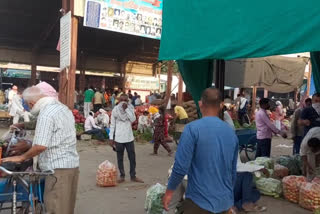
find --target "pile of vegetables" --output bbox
[72,109,85,124]
[144,183,166,214]
[248,157,274,170]
[75,123,84,136]
[234,120,256,129]
[256,178,282,198]
[134,130,153,143]
[276,155,302,175]
[282,176,307,203]
[273,164,289,179]
[182,100,198,121]
[299,182,320,211]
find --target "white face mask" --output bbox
[312,103,320,114]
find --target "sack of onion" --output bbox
[282,176,307,203]
[96,160,117,187]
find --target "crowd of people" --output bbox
[1,81,320,214]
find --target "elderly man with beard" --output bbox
[109,94,144,183]
[2,86,80,214]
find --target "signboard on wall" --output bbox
[60,12,72,70]
[125,75,159,91]
[84,0,162,40]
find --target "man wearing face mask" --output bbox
[255,98,287,158]
[109,94,144,183]
[2,86,80,214]
[299,93,320,136]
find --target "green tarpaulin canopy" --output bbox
[159,0,320,103]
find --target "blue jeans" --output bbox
[85,128,105,141]
[255,138,271,158]
[293,136,303,155]
[234,172,260,210]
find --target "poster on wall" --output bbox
[84,0,162,40]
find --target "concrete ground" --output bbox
[0,126,312,214]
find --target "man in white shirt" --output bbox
[135,95,142,106]
[96,108,110,128]
[3,86,79,214]
[300,127,320,181]
[84,111,105,142]
[138,111,150,133]
[8,85,18,108]
[109,94,143,183]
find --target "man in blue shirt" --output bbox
[163,88,238,214]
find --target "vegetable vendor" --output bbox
[172,104,188,124]
[84,111,105,143]
[255,98,287,158]
[300,127,320,181]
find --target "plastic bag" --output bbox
[144,183,167,214]
[248,157,274,169]
[96,160,117,187]
[273,164,289,179]
[282,176,307,203]
[276,155,302,175]
[256,178,282,198]
[299,182,320,211]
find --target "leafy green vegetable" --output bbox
[135,130,153,143]
[256,178,282,198]
[144,183,166,214]
[248,157,274,169]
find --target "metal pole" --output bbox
[215,60,225,98]
[0,68,3,90]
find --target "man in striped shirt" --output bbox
[3,86,79,214]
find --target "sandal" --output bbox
[243,205,267,212]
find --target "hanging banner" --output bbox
[125,75,159,90]
[84,0,162,40]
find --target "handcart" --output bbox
[0,166,55,214]
[236,129,257,161]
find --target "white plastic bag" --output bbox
[96,160,117,187]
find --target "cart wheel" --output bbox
[245,136,257,161]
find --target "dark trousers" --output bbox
[85,128,105,141]
[183,199,228,214]
[116,141,136,179]
[255,138,272,158]
[234,172,260,210]
[154,140,171,154]
[238,112,249,125]
[94,104,102,112]
[293,136,303,155]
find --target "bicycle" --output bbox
[0,166,55,214]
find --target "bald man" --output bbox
[163,88,238,214]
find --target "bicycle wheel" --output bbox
[245,136,257,161]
